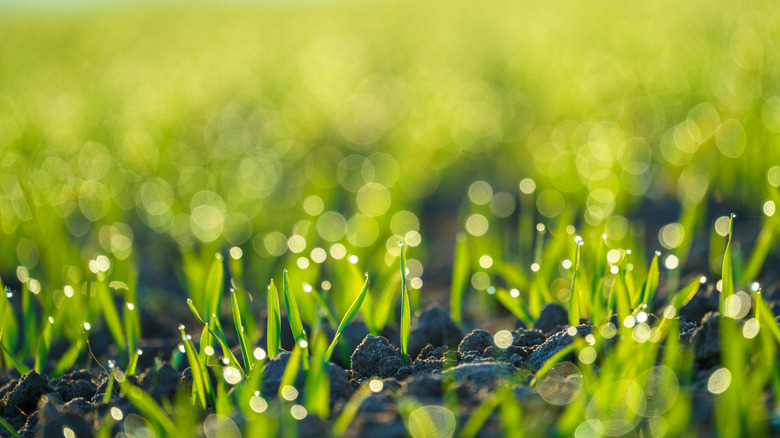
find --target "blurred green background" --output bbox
[1,0,779,300]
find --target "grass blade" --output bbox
[568,239,583,327]
[450,233,470,325]
[52,336,85,377]
[187,298,206,326]
[179,326,210,409]
[720,214,735,312]
[400,243,410,364]
[205,253,225,324]
[0,341,30,375]
[282,270,309,368]
[494,288,532,325]
[34,316,53,373]
[324,274,370,363]
[96,281,126,353]
[639,251,660,308]
[333,384,372,436]
[117,379,177,436]
[0,416,21,438]
[373,271,401,334]
[231,288,253,372]
[743,214,779,282]
[267,280,281,358]
[669,275,705,312]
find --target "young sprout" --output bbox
[267,280,281,359]
[324,274,370,363]
[568,237,583,327]
[399,242,411,364]
[282,271,309,368]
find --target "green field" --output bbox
[1,0,780,436]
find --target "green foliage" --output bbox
[267,279,281,359]
[399,244,410,365]
[324,274,370,363]
[450,233,470,324]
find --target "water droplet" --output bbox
[178,324,185,330]
[48,316,54,324]
[397,241,404,247]
[83,322,92,331]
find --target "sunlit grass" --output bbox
[0,0,779,436]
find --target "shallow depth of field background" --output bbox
[1,0,779,305]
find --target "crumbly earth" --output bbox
[1,300,779,438]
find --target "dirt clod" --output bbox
[525,325,592,371]
[1,371,50,418]
[534,304,569,334]
[351,335,404,382]
[407,307,464,359]
[458,329,495,358]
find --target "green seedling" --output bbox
[450,233,470,324]
[231,287,253,372]
[267,280,281,359]
[399,243,411,365]
[324,274,370,363]
[568,238,583,327]
[720,214,735,311]
[638,251,660,309]
[282,270,309,368]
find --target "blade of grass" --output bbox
[639,251,660,309]
[52,336,85,377]
[117,379,177,436]
[187,298,206,326]
[0,341,30,375]
[231,287,253,372]
[324,274,370,363]
[282,270,309,369]
[400,243,410,365]
[179,326,211,409]
[720,214,735,312]
[34,316,53,373]
[494,288,532,326]
[205,253,225,326]
[568,239,583,327]
[669,276,705,312]
[373,271,401,334]
[0,416,21,438]
[450,233,470,325]
[267,280,281,358]
[126,348,141,376]
[96,280,126,353]
[743,214,779,282]
[333,384,372,435]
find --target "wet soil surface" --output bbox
[2,284,780,438]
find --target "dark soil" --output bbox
[2,292,780,438]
